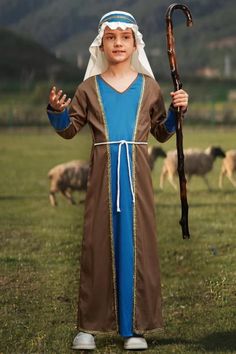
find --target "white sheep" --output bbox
[160,146,225,190]
[48,160,89,206]
[219,150,236,188]
[148,146,166,170]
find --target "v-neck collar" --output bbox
[98,73,140,94]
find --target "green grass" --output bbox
[0,127,236,354]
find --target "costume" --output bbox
[47,11,176,336]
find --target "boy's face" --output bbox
[100,27,136,64]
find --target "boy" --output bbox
[47,10,188,351]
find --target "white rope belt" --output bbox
[94,140,147,212]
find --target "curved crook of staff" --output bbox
[166,3,193,239]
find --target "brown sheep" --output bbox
[160,146,225,190]
[48,160,89,206]
[219,150,236,188]
[147,146,166,170]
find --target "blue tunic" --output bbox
[96,73,143,336]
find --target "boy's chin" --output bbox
[107,55,131,64]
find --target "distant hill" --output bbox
[0,28,79,82]
[0,0,236,78]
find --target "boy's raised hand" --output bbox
[49,86,71,112]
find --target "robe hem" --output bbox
[76,326,165,336]
[133,326,165,335]
[77,327,118,335]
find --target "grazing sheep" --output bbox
[148,146,166,170]
[48,160,89,206]
[219,150,236,188]
[160,146,225,190]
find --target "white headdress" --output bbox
[83,10,155,80]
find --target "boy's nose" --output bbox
[114,38,122,46]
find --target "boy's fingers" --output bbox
[173,101,188,107]
[173,95,188,101]
[172,95,188,105]
[171,89,188,96]
[55,89,63,101]
[49,86,57,100]
[173,103,187,107]
[62,98,71,109]
[59,94,67,104]
[172,92,188,98]
[173,98,188,103]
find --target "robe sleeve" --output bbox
[47,85,87,139]
[149,81,176,143]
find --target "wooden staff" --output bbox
[166,3,192,239]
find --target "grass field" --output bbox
[0,126,236,354]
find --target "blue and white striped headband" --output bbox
[98,11,137,31]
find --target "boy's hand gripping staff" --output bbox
[166,3,192,239]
